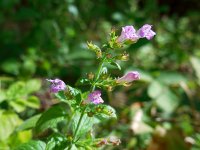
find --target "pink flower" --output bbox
[46,78,66,93]
[117,26,139,43]
[88,90,104,104]
[117,71,140,83]
[137,24,156,40]
[117,24,156,43]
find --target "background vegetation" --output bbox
[0,0,200,149]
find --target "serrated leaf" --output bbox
[35,105,68,133]
[95,105,117,121]
[16,114,41,132]
[55,91,67,102]
[46,133,68,150]
[67,85,81,96]
[14,140,46,150]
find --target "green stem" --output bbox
[91,58,105,92]
[69,58,105,149]
[72,107,86,142]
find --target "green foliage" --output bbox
[72,112,99,139]
[14,140,46,150]
[16,114,41,132]
[0,110,22,141]
[35,104,69,133]
[0,0,200,149]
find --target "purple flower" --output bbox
[137,24,156,40]
[117,24,156,43]
[117,71,140,83]
[88,90,104,104]
[117,26,139,43]
[46,78,66,93]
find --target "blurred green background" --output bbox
[0,0,200,149]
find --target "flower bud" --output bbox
[87,111,94,117]
[87,72,94,80]
[87,41,102,58]
[116,71,140,83]
[116,52,129,61]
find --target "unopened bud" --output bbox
[87,111,94,117]
[87,41,102,58]
[106,53,112,59]
[87,72,94,80]
[116,52,129,61]
[107,86,113,92]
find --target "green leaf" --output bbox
[35,105,68,133]
[25,79,41,94]
[55,91,67,102]
[148,80,166,99]
[148,80,179,113]
[110,62,121,70]
[46,133,68,150]
[24,96,40,109]
[14,140,46,150]
[0,110,22,141]
[0,91,6,103]
[157,72,187,85]
[95,104,117,121]
[16,114,41,132]
[155,88,179,113]
[6,82,27,100]
[76,78,90,86]
[9,100,26,112]
[72,112,99,139]
[190,56,200,85]
[67,85,81,97]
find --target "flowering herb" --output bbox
[17,24,155,150]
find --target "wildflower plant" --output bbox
[15,24,155,149]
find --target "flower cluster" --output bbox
[117,24,156,43]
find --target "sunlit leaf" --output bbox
[14,140,46,150]
[35,105,68,133]
[0,110,22,141]
[16,114,41,132]
[25,79,41,94]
